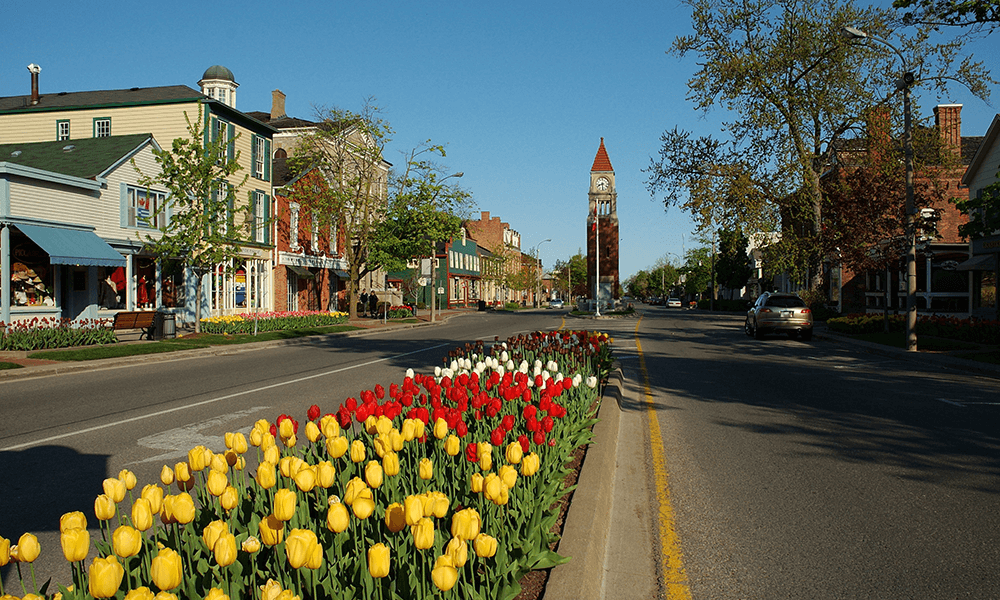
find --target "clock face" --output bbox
[595,177,610,192]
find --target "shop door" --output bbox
[62,267,90,321]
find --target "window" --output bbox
[56,120,70,141]
[125,185,167,229]
[94,118,111,137]
[311,215,320,252]
[212,118,234,161]
[252,135,270,180]
[252,191,269,244]
[329,217,338,255]
[289,202,301,251]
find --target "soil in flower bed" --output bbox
[514,440,588,600]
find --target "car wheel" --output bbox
[745,319,754,337]
[800,330,813,342]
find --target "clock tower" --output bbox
[587,138,619,306]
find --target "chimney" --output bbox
[934,104,962,160]
[271,89,287,120]
[27,64,41,105]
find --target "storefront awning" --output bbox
[334,270,350,279]
[956,254,998,271]
[287,265,315,279]
[16,223,126,267]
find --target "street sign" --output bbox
[418,277,428,286]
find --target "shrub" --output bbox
[0,317,117,351]
[200,311,349,334]
[827,313,999,344]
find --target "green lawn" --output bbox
[850,331,1000,365]
[0,362,24,370]
[27,324,363,362]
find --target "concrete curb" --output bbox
[544,365,624,600]
[0,311,471,382]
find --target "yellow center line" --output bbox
[636,315,692,600]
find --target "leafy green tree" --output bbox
[552,253,587,299]
[647,0,991,291]
[954,175,1000,240]
[135,103,249,332]
[716,229,752,292]
[681,247,713,299]
[894,0,1000,28]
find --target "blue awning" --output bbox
[16,223,126,267]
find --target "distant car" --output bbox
[745,292,813,341]
[548,299,565,309]
[667,297,682,308]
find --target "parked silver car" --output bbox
[745,292,813,341]
[548,299,565,309]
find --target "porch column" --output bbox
[1,225,10,325]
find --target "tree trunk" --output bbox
[194,270,203,333]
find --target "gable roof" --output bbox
[0,134,154,179]
[591,137,614,172]
[962,114,1000,186]
[0,85,205,113]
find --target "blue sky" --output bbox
[2,0,996,279]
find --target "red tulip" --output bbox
[307,405,321,421]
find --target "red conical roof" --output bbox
[591,137,613,172]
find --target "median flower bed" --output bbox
[199,311,349,335]
[828,313,1000,345]
[0,330,613,600]
[0,317,116,351]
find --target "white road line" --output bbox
[0,343,450,452]
[938,398,965,408]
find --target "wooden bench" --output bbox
[112,311,156,340]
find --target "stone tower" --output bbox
[586,138,619,305]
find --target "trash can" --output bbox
[161,312,176,339]
[478,300,487,312]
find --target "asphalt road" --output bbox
[0,309,568,593]
[621,306,1000,599]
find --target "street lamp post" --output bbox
[428,172,464,323]
[530,239,551,308]
[843,26,918,351]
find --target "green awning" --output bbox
[287,265,315,279]
[16,223,126,267]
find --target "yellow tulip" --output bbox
[213,531,237,567]
[285,529,319,569]
[365,461,383,488]
[153,592,179,600]
[315,461,336,488]
[273,488,297,522]
[401,418,417,441]
[118,469,138,491]
[351,488,375,520]
[470,472,484,493]
[234,455,246,471]
[159,465,174,486]
[412,517,435,550]
[204,588,230,600]
[451,508,481,541]
[242,536,261,554]
[223,450,238,468]
[505,441,523,464]
[260,431,276,451]
[206,470,228,497]
[326,435,348,459]
[375,415,392,436]
[343,477,367,505]
[388,428,404,451]
[474,533,498,558]
[283,433,297,448]
[88,555,125,598]
[305,421,321,443]
[249,427,264,447]
[210,453,229,474]
[141,484,164,514]
[363,415,378,435]
[521,452,540,476]
[293,466,317,492]
[60,527,90,562]
[150,547,183,591]
[95,494,117,521]
[259,579,283,600]
[166,493,196,524]
[278,456,296,479]
[187,445,209,472]
[404,495,423,526]
[279,418,295,440]
[446,537,468,568]
[444,434,460,456]
[431,554,458,591]
[367,543,390,578]
[225,431,248,454]
[112,525,142,558]
[130,498,153,532]
[484,473,509,505]
[103,477,126,503]
[320,414,340,438]
[372,435,389,459]
[60,511,88,533]
[414,417,426,438]
[433,417,448,439]
[326,502,350,533]
[123,586,155,600]
[499,464,518,489]
[203,520,228,552]
[256,462,277,490]
[307,540,323,569]
[220,486,239,512]
[419,457,433,480]
[258,515,284,546]
[263,444,281,465]
[382,451,400,477]
[349,440,366,463]
[0,535,10,567]
[173,462,193,491]
[430,491,450,518]
[478,443,493,472]
[384,503,406,533]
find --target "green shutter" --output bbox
[251,134,258,177]
[227,123,235,162]
[264,193,271,244]
[264,139,271,182]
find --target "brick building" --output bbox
[464,211,522,305]
[587,138,620,305]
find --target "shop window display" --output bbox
[10,230,54,307]
[98,266,126,309]
[161,259,186,308]
[135,257,156,309]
